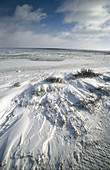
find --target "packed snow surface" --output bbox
[0,48,110,169]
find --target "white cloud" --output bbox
[57,0,110,30]
[0,3,110,50]
[14,4,46,22]
[56,0,110,50]
[0,4,47,36]
[1,28,109,50]
[0,30,69,48]
[0,4,47,25]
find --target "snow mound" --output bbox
[0,71,110,169]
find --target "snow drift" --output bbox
[0,69,110,169]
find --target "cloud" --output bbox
[56,0,110,49]
[0,4,47,25]
[1,27,109,50]
[0,2,110,50]
[0,4,52,48]
[0,30,70,48]
[14,4,46,22]
[0,4,47,34]
[57,0,110,30]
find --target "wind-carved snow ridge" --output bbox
[0,70,110,169]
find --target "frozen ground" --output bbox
[0,49,110,169]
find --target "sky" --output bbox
[0,0,110,50]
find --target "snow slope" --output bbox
[0,68,110,169]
